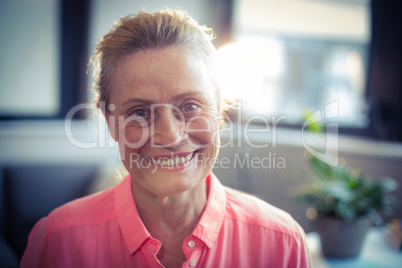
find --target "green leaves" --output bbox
[293,154,399,223]
[295,112,399,223]
[302,109,323,133]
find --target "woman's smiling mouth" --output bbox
[148,151,198,167]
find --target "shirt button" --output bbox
[189,260,196,267]
[188,240,195,247]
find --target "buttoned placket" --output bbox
[183,236,203,268]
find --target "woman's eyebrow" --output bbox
[121,91,204,106]
[122,98,154,106]
[172,91,203,101]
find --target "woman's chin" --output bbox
[139,172,203,197]
[134,163,209,197]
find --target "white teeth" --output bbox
[175,157,182,165]
[151,153,194,167]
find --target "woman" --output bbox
[21,8,311,268]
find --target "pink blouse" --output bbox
[21,174,311,268]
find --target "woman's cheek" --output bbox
[186,113,218,144]
[190,115,219,173]
[186,113,220,170]
[118,125,149,156]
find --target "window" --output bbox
[0,0,60,117]
[0,0,89,119]
[216,0,370,127]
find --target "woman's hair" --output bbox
[92,8,218,111]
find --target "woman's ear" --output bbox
[102,108,118,142]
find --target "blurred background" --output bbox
[0,0,401,267]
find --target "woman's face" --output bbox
[107,47,219,197]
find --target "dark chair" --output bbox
[0,165,98,267]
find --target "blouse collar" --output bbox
[114,173,227,253]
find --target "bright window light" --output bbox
[222,0,370,126]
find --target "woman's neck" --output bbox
[132,178,208,237]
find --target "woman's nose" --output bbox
[151,106,185,148]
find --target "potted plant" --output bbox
[293,153,399,257]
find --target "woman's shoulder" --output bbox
[46,182,119,233]
[223,186,302,238]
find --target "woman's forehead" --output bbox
[110,47,216,105]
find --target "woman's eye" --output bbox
[183,103,198,112]
[132,108,148,118]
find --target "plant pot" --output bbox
[315,217,371,258]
